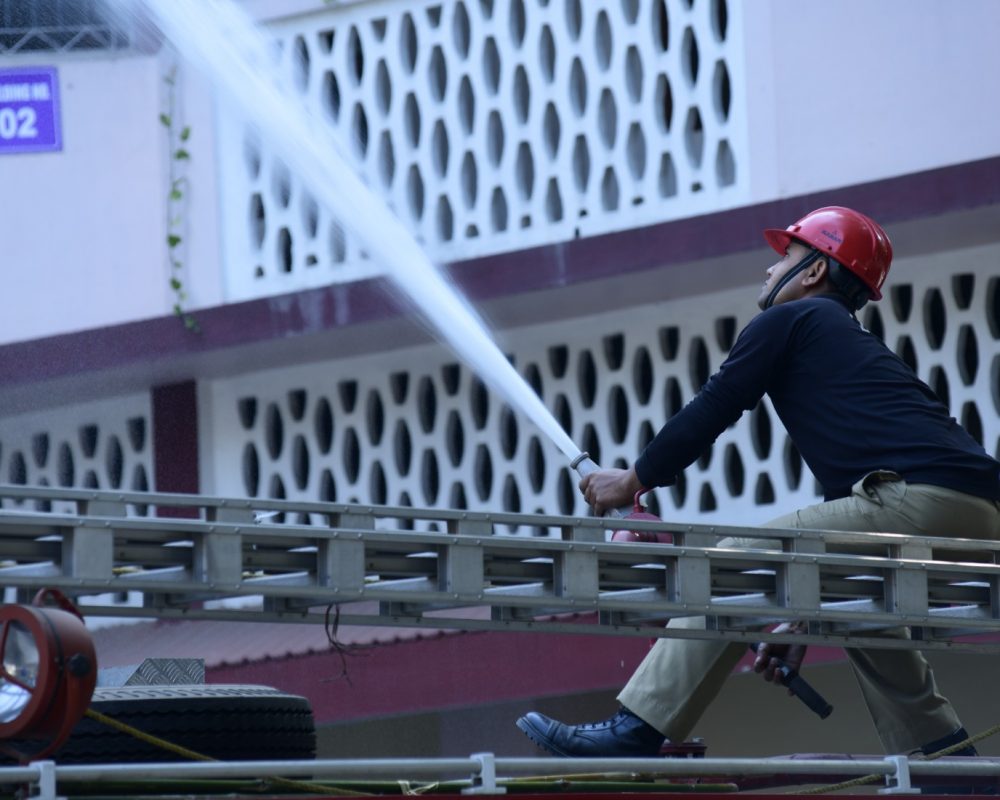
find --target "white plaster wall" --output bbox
[743,0,1000,197]
[0,51,224,347]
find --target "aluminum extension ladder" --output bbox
[0,484,998,652]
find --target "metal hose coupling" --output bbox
[569,451,601,479]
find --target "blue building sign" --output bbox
[0,66,62,154]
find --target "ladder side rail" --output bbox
[3,481,1000,557]
[1,523,995,592]
[4,494,1000,561]
[3,513,998,593]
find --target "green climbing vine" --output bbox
[160,65,200,332]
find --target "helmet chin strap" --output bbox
[763,249,824,309]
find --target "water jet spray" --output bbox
[107,0,592,477]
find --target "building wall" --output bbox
[0,391,152,499]
[0,50,224,346]
[3,55,165,344]
[745,0,1000,198]
[0,391,153,617]
[2,0,999,755]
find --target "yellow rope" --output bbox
[505,770,657,783]
[794,722,1000,795]
[84,707,366,796]
[84,709,212,762]
[397,779,441,794]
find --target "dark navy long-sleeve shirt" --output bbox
[635,294,1000,502]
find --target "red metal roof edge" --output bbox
[91,613,469,670]
[93,612,1000,674]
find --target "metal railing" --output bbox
[5,752,1000,798]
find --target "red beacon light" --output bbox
[611,491,673,544]
[0,589,97,763]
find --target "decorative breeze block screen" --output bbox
[0,394,153,515]
[0,393,153,612]
[218,0,746,300]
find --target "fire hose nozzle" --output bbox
[571,452,672,542]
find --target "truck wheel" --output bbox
[52,684,316,763]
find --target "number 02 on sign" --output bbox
[0,67,62,155]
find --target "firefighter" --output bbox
[516,206,1000,759]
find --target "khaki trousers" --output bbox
[617,474,1000,753]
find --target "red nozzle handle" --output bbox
[632,489,652,513]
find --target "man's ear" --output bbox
[802,257,828,287]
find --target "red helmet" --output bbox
[763,206,892,300]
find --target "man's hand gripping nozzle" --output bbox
[570,451,630,518]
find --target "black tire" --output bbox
[50,684,316,763]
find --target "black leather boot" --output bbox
[515,707,665,757]
[914,727,997,795]
[921,726,978,758]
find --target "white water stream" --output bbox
[111,0,582,463]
